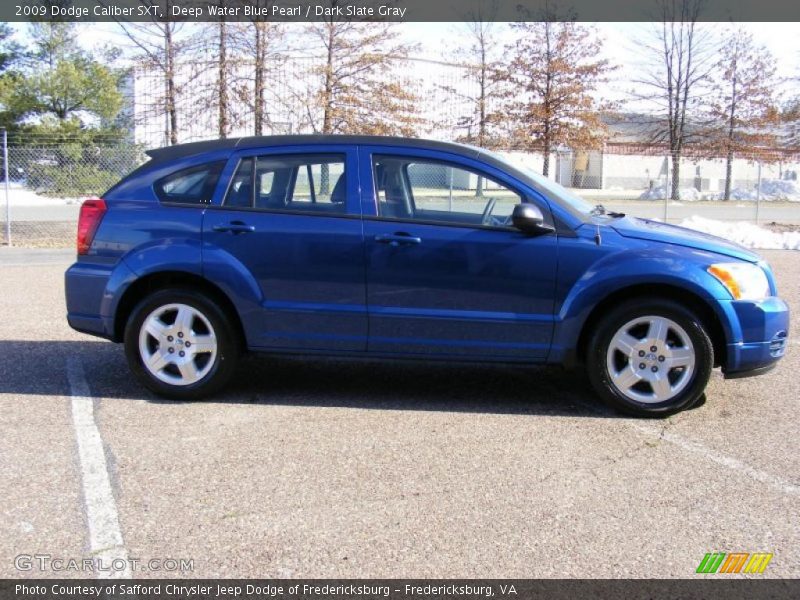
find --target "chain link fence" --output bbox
[1,142,146,247]
[1,140,799,248]
[514,147,800,227]
[564,147,800,227]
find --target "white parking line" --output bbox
[629,422,800,496]
[573,397,800,496]
[66,356,131,579]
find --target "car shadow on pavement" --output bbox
[0,339,618,418]
[229,354,617,418]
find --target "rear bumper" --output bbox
[66,313,112,340]
[65,261,126,341]
[722,296,789,378]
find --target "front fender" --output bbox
[549,244,738,363]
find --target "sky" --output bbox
[599,22,800,100]
[8,20,800,104]
[404,22,800,73]
[403,22,800,101]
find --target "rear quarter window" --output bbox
[154,161,226,205]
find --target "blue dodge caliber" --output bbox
[65,136,789,416]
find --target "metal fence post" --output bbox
[3,128,9,247]
[663,155,669,222]
[755,159,762,225]
[447,166,453,212]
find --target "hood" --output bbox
[610,216,761,263]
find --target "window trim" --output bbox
[370,154,526,230]
[361,213,519,233]
[204,203,363,221]
[220,157,244,207]
[305,164,317,204]
[249,156,257,207]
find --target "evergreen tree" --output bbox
[0,23,23,131]
[10,22,122,125]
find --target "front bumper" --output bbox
[724,362,778,379]
[722,296,789,378]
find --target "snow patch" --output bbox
[640,179,800,202]
[0,182,83,207]
[717,179,800,202]
[679,216,800,250]
[640,185,702,201]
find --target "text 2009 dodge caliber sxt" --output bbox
[65,135,790,417]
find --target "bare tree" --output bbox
[228,1,286,136]
[782,50,800,150]
[444,1,503,149]
[217,17,229,138]
[300,2,422,136]
[188,2,241,140]
[248,20,278,135]
[707,28,779,200]
[631,0,716,199]
[500,13,612,177]
[439,3,504,196]
[783,99,800,150]
[107,0,199,145]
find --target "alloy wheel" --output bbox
[605,315,696,404]
[138,303,218,386]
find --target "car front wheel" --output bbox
[586,298,714,417]
[124,289,240,399]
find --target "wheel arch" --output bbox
[575,283,728,369]
[112,271,246,350]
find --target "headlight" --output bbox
[708,263,770,300]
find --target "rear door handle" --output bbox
[212,221,255,234]
[374,233,422,247]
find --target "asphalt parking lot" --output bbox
[1,248,798,579]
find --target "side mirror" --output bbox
[511,203,555,235]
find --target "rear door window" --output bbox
[223,154,347,215]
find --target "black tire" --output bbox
[124,288,240,400]
[586,298,714,417]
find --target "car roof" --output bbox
[145,135,487,164]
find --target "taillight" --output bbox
[77,198,107,255]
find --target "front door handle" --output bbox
[212,221,255,234]
[374,233,422,247]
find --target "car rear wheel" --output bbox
[586,298,713,417]
[124,289,240,399]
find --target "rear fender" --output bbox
[103,242,263,346]
[122,238,204,278]
[201,245,264,346]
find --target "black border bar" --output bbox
[2,580,800,600]
[5,0,800,23]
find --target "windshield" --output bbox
[527,170,596,214]
[483,149,596,216]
